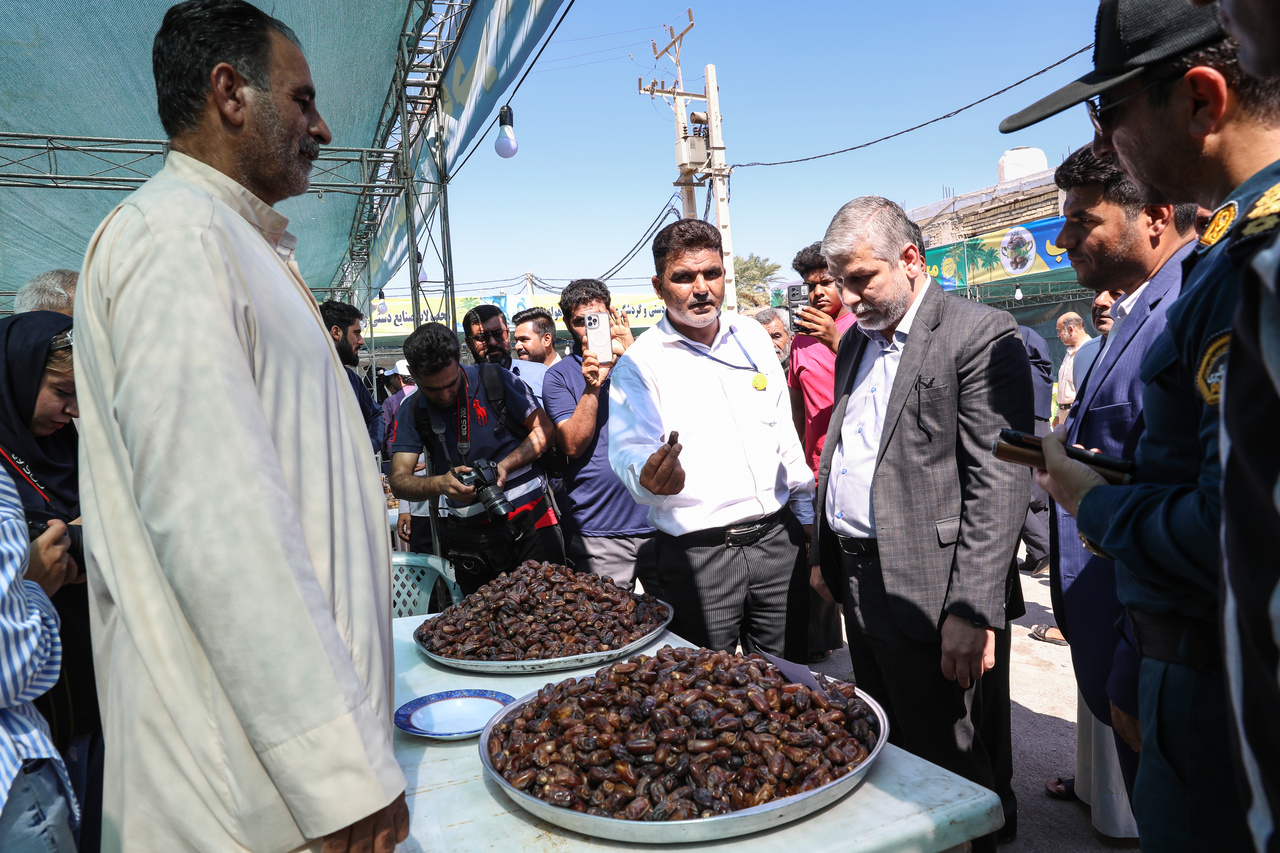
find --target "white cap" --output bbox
[394,359,412,377]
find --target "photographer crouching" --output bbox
[389,323,565,594]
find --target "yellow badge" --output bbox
[1200,201,1237,247]
[752,373,768,391]
[1197,333,1231,406]
[1242,214,1280,238]
[1248,183,1280,220]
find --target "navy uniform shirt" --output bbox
[389,364,550,526]
[1221,176,1280,851]
[1076,159,1280,622]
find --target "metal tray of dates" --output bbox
[413,563,674,674]
[478,646,888,843]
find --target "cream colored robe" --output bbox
[76,152,405,852]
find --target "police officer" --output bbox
[1000,1,1280,849]
[1187,1,1280,849]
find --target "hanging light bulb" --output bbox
[1013,285,1024,301]
[377,288,389,314]
[495,105,518,158]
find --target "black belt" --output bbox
[836,535,879,557]
[1128,609,1220,673]
[668,508,787,548]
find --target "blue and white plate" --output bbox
[394,690,515,740]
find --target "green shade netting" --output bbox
[0,0,413,290]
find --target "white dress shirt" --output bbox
[1098,280,1149,361]
[825,287,927,538]
[608,312,815,536]
[77,152,404,852]
[1057,336,1092,409]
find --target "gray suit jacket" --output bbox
[814,281,1033,642]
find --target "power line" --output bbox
[555,25,652,43]
[598,193,682,281]
[730,44,1094,170]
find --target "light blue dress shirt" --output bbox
[0,469,78,826]
[825,289,927,538]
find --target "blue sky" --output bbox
[389,0,1099,301]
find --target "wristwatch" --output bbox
[1078,530,1114,560]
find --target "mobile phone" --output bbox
[992,428,1134,485]
[786,284,808,334]
[584,312,614,364]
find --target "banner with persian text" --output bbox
[362,291,668,339]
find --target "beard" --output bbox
[852,273,912,332]
[241,90,317,202]
[1075,224,1149,293]
[335,336,359,367]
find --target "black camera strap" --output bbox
[420,370,471,470]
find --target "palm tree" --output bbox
[966,239,1002,274]
[733,253,783,308]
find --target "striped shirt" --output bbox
[0,468,77,823]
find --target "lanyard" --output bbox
[677,330,758,372]
[677,330,769,390]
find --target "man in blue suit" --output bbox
[1047,146,1197,829]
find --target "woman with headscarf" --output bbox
[0,311,100,852]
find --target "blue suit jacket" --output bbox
[1050,240,1191,724]
[1018,325,1054,420]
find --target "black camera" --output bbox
[27,518,85,579]
[454,459,514,522]
[786,283,809,334]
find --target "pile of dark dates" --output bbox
[487,646,879,821]
[418,561,669,661]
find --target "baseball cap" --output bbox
[999,0,1224,133]
[394,359,412,377]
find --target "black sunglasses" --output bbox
[1085,72,1179,135]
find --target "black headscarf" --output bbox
[0,311,78,520]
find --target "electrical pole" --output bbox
[639,9,737,312]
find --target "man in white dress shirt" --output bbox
[1053,313,1092,424]
[76,2,407,850]
[608,219,815,659]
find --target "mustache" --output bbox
[299,137,321,160]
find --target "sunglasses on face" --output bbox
[1085,72,1178,135]
[470,328,507,342]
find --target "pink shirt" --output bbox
[787,312,858,478]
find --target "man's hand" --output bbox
[397,513,412,544]
[810,565,835,603]
[437,468,476,503]
[321,792,409,853]
[796,306,841,353]
[26,520,74,598]
[609,307,635,355]
[1110,701,1142,753]
[940,613,996,689]
[639,433,685,496]
[582,349,611,390]
[1034,426,1106,517]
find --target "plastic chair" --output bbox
[391,552,465,618]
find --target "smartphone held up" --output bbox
[584,312,614,364]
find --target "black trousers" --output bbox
[838,547,1014,853]
[1020,418,1051,565]
[654,509,809,661]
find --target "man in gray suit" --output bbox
[811,196,1033,851]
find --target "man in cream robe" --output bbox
[74,3,405,850]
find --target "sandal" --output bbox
[1029,624,1068,646]
[1045,775,1078,800]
